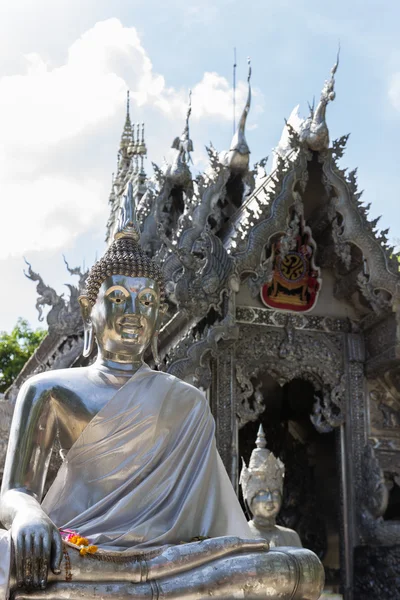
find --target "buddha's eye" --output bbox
[140,294,155,307]
[107,292,127,304]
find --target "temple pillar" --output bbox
[342,333,366,600]
[210,340,238,490]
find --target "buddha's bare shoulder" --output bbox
[17,366,111,402]
[20,366,91,390]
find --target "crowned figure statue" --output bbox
[241,425,302,548]
[0,183,323,600]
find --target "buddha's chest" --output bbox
[53,381,124,452]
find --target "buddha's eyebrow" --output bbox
[138,288,157,297]
[105,285,129,295]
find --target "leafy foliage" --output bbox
[0,319,46,393]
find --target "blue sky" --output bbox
[0,0,399,332]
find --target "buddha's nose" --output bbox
[128,293,140,313]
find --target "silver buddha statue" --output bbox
[0,187,323,599]
[241,425,302,548]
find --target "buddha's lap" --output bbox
[13,549,324,600]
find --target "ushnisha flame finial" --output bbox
[240,424,285,504]
[114,181,141,242]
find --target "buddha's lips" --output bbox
[118,316,143,330]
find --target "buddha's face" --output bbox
[250,488,282,519]
[90,275,160,360]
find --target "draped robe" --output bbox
[0,364,252,598]
[42,364,251,550]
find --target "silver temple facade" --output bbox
[1,58,400,599]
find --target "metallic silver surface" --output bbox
[241,426,302,549]
[220,58,251,173]
[5,56,400,600]
[13,548,324,600]
[299,50,339,151]
[1,274,163,589]
[0,187,324,600]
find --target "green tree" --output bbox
[0,319,46,393]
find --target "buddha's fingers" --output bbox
[147,536,269,581]
[50,530,62,575]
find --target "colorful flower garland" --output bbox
[60,529,98,556]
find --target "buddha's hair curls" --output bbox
[84,238,165,306]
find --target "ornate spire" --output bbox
[136,123,147,157]
[300,48,340,152]
[220,59,251,173]
[172,90,194,164]
[114,181,141,242]
[120,90,133,155]
[127,116,136,156]
[255,423,266,449]
[240,424,285,503]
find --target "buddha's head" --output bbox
[78,182,166,365]
[249,488,282,520]
[240,425,285,523]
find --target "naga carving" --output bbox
[299,50,339,152]
[24,259,85,335]
[166,316,239,389]
[235,365,265,428]
[359,442,400,546]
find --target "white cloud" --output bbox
[388,72,400,112]
[0,177,105,259]
[0,18,264,262]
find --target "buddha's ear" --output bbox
[159,302,168,316]
[78,295,92,323]
[78,295,95,358]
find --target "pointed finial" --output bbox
[299,47,340,152]
[321,44,340,103]
[186,89,192,125]
[256,424,266,449]
[223,57,251,172]
[171,89,194,165]
[135,122,147,157]
[115,181,141,242]
[230,57,251,152]
[120,90,133,152]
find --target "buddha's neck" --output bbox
[252,515,277,530]
[94,351,144,376]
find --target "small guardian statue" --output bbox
[241,424,302,548]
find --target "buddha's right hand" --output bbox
[11,507,63,590]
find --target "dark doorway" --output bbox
[239,376,341,588]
